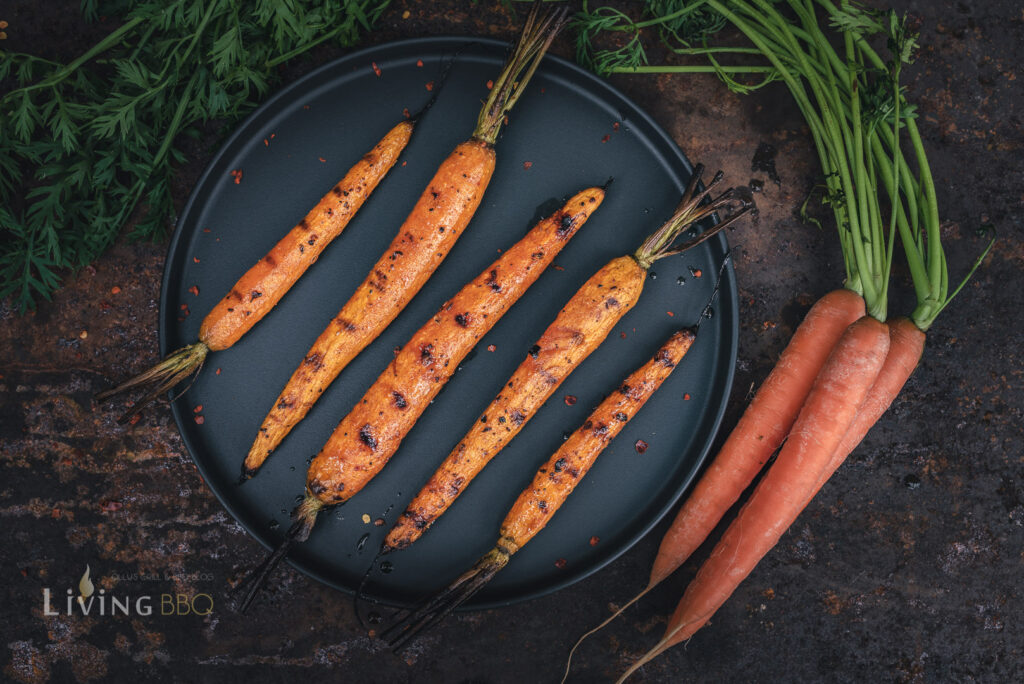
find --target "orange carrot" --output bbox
[381,330,697,650]
[618,315,890,680]
[648,288,865,586]
[812,316,925,494]
[243,4,569,476]
[96,117,418,421]
[383,166,752,553]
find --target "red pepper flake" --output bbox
[554,558,567,569]
[128,413,141,425]
[194,415,205,425]
[553,265,564,271]
[487,344,497,352]
[692,268,703,278]
[613,121,620,131]
[486,79,494,90]
[402,107,411,119]
[373,518,385,527]
[230,169,243,184]
[193,405,203,413]
[589,535,600,546]
[110,286,121,294]
[540,87,546,94]
[188,285,199,296]
[523,161,533,169]
[303,104,310,110]
[179,303,189,312]
[372,61,382,77]
[215,368,221,376]
[564,395,577,406]
[263,138,269,147]
[100,500,123,512]
[667,311,674,317]
[601,134,611,143]
[416,59,424,67]
[271,133,276,139]
[318,157,327,163]
[684,393,691,401]
[202,228,211,233]
[425,81,434,91]
[620,332,627,339]
[635,439,649,454]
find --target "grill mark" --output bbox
[304,352,324,370]
[392,391,407,409]
[359,424,378,450]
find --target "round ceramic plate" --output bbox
[162,37,737,608]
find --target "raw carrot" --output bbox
[617,315,890,681]
[243,3,569,476]
[812,316,925,494]
[236,181,598,611]
[382,330,697,650]
[648,288,865,586]
[383,166,752,553]
[96,117,419,421]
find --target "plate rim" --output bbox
[160,35,738,609]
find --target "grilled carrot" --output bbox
[235,181,596,611]
[383,166,753,553]
[308,186,604,502]
[381,329,696,649]
[243,3,569,476]
[96,117,418,421]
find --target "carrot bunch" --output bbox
[562,2,994,680]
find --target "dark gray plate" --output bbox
[161,37,737,608]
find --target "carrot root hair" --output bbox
[234,495,324,613]
[560,584,655,684]
[96,342,208,423]
[381,545,511,651]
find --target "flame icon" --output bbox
[77,565,94,608]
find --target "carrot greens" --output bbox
[572,0,993,330]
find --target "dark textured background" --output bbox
[2,1,1021,682]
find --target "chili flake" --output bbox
[635,439,649,454]
[564,395,577,406]
[554,558,567,569]
[372,61,382,77]
[601,134,611,143]
[589,536,600,546]
[487,344,497,352]
[416,59,423,67]
[425,80,434,91]
[193,405,203,413]
[486,79,494,90]
[188,285,199,296]
[194,415,205,425]
[523,161,533,169]
[110,286,121,294]
[230,169,242,184]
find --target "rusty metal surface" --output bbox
[2,1,1022,682]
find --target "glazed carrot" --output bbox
[96,117,418,420]
[307,186,604,503]
[383,166,752,553]
[648,288,865,586]
[381,330,696,650]
[617,316,890,681]
[236,181,597,611]
[812,316,925,494]
[243,3,569,476]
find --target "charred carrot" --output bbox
[383,166,752,553]
[96,116,420,421]
[236,182,600,611]
[617,316,890,681]
[381,329,696,649]
[243,4,569,476]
